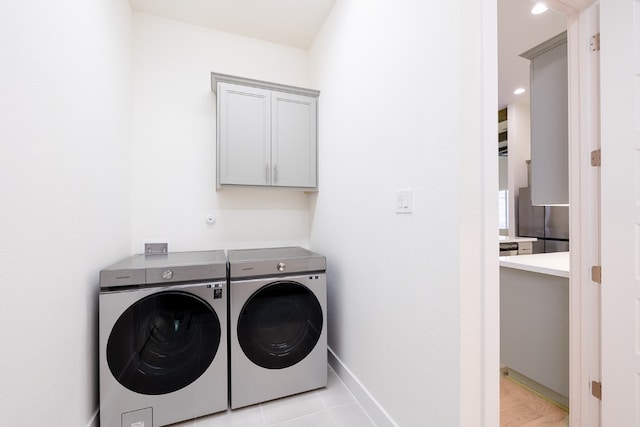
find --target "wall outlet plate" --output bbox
[144,242,168,255]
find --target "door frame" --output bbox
[564,2,601,425]
[533,1,600,425]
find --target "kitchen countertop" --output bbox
[499,236,538,243]
[499,251,570,278]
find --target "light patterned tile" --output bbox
[270,410,337,427]
[261,391,326,426]
[328,402,377,427]
[168,366,373,427]
[175,406,264,427]
[170,417,198,427]
[316,371,355,409]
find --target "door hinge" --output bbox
[591,149,601,167]
[592,380,602,400]
[590,33,600,52]
[591,265,602,283]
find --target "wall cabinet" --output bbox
[521,32,568,205]
[211,73,319,190]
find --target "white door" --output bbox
[600,0,640,424]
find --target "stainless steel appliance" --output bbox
[499,242,519,256]
[518,187,570,253]
[228,246,327,409]
[499,240,533,256]
[99,251,228,427]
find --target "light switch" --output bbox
[395,189,412,213]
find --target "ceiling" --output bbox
[129,0,565,108]
[129,0,337,49]
[498,0,566,108]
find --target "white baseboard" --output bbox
[327,347,398,427]
[86,408,99,427]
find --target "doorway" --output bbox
[497,0,568,423]
[495,1,600,426]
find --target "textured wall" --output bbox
[131,13,314,253]
[0,1,133,425]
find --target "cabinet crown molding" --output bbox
[520,31,567,60]
[210,72,320,98]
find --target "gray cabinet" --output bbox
[500,266,569,407]
[521,32,568,205]
[212,73,319,190]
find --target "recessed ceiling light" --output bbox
[531,3,549,15]
[513,88,526,95]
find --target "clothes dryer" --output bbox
[99,251,228,427]
[228,247,327,409]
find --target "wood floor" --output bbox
[501,374,569,426]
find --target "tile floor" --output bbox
[171,367,377,427]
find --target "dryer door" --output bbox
[237,281,323,369]
[106,291,220,395]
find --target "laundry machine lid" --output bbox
[228,246,326,278]
[100,250,227,288]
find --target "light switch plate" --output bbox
[395,189,412,213]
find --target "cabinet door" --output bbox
[271,91,317,188]
[529,40,568,205]
[218,82,271,186]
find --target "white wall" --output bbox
[308,1,497,425]
[0,3,497,425]
[507,103,531,237]
[0,1,132,426]
[131,13,314,253]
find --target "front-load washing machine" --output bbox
[228,246,327,409]
[99,250,228,427]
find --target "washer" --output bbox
[99,251,228,427]
[228,246,327,409]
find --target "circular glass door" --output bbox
[107,291,220,395]
[237,281,323,369]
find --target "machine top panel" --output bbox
[228,246,326,278]
[100,250,227,288]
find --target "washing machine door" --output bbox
[237,281,323,369]
[106,291,220,395]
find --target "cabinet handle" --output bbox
[273,164,278,183]
[265,164,270,183]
